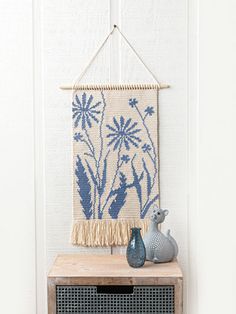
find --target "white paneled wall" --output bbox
[1,0,236,313]
[0,1,36,314]
[196,0,236,313]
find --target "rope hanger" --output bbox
[60,25,170,91]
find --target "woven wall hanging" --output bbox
[61,25,169,246]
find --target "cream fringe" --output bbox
[71,219,149,247]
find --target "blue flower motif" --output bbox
[106,116,142,151]
[72,93,101,129]
[145,106,155,116]
[74,132,83,142]
[121,154,130,163]
[142,143,152,153]
[128,98,138,108]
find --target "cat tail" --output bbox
[166,230,179,258]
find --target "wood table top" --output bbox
[48,254,183,279]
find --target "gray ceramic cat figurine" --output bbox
[143,205,178,263]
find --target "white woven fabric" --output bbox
[72,87,160,246]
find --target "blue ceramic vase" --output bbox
[126,227,146,268]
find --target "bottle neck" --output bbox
[131,229,141,238]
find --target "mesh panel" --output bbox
[56,285,175,314]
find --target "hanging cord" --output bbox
[71,26,115,104]
[114,25,161,89]
[65,25,169,92]
[72,26,116,88]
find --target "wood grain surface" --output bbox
[48,254,183,279]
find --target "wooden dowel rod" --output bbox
[59,83,170,90]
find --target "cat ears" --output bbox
[163,209,169,216]
[153,205,169,216]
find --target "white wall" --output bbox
[1,0,236,313]
[190,0,236,313]
[0,1,36,313]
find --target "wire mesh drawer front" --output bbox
[56,285,175,314]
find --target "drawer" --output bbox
[56,285,175,314]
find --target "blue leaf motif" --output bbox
[131,161,142,209]
[85,160,98,187]
[141,194,159,219]
[142,158,152,197]
[100,157,107,196]
[108,172,127,219]
[119,171,127,186]
[75,155,93,219]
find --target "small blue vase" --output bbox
[126,227,146,268]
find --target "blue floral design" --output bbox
[144,106,155,116]
[74,132,83,142]
[73,92,101,129]
[128,98,138,108]
[102,118,142,215]
[74,92,159,221]
[121,155,130,163]
[73,92,105,219]
[106,116,141,151]
[75,155,93,219]
[142,143,152,153]
[127,98,159,218]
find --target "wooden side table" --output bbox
[48,254,183,314]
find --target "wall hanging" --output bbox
[60,25,169,246]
